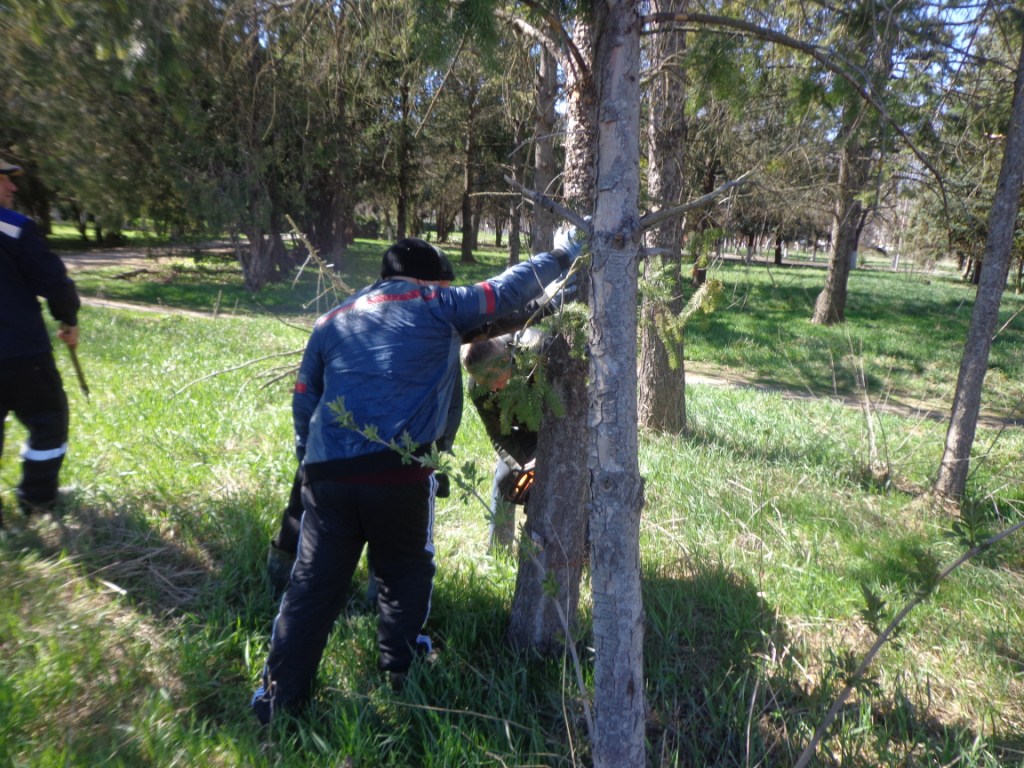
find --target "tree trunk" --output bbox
[240,228,289,292]
[507,336,589,654]
[533,45,559,254]
[811,10,897,324]
[564,25,596,208]
[507,5,594,661]
[812,130,867,324]
[507,4,598,655]
[588,3,646,765]
[396,77,413,240]
[460,93,479,264]
[935,35,1024,499]
[508,121,527,265]
[638,0,688,434]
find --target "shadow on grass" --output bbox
[7,493,1020,766]
[640,560,1024,766]
[642,562,795,765]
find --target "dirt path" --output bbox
[60,241,235,271]
[60,246,1020,430]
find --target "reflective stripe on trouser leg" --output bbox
[14,365,69,507]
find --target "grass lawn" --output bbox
[1,239,1022,766]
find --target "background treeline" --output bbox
[1,1,1020,290]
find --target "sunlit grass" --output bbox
[687,258,1024,418]
[0,253,1022,765]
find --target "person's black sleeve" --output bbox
[18,219,80,326]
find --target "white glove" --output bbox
[553,225,583,260]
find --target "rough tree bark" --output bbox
[935,34,1024,499]
[506,336,589,653]
[638,0,688,434]
[587,2,646,765]
[507,15,594,655]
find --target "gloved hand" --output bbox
[553,224,584,261]
[435,473,451,498]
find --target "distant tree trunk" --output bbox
[533,45,559,254]
[812,8,896,324]
[436,202,455,243]
[935,35,1024,500]
[508,204,521,263]
[460,92,479,264]
[472,196,484,248]
[507,336,589,653]
[240,227,290,291]
[494,214,505,248]
[812,127,868,324]
[588,2,646,765]
[396,77,414,240]
[774,234,783,266]
[508,120,528,265]
[638,0,688,434]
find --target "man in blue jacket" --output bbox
[265,250,460,602]
[252,233,580,723]
[0,160,80,528]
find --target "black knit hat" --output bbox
[381,238,445,281]
[437,249,455,281]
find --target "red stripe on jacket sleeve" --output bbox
[477,281,497,314]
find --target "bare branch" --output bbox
[643,11,950,219]
[793,514,1024,768]
[503,174,588,231]
[513,0,591,80]
[173,349,304,396]
[640,172,753,232]
[495,9,569,74]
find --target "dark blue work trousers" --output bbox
[254,474,437,717]
[0,354,69,519]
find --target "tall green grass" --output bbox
[1,252,1022,766]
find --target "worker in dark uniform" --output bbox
[251,233,580,724]
[0,159,81,527]
[266,252,460,603]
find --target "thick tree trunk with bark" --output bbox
[564,25,596,207]
[638,0,688,434]
[507,336,589,653]
[507,10,594,657]
[935,36,1024,499]
[588,3,646,765]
